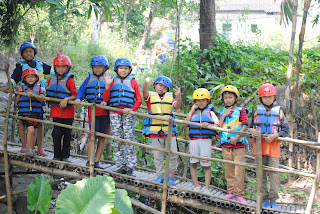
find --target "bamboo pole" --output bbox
[255,135,263,213]
[10,99,17,143]
[310,91,318,139]
[305,132,320,213]
[161,117,173,213]
[89,105,96,177]
[130,198,162,214]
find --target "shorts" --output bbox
[189,139,212,167]
[22,115,39,128]
[88,115,110,139]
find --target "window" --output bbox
[222,23,232,39]
[251,24,258,33]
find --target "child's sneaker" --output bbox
[262,201,271,208]
[25,150,35,156]
[193,186,201,193]
[20,146,28,153]
[35,149,48,157]
[236,196,248,204]
[271,202,281,210]
[223,193,234,200]
[203,189,211,195]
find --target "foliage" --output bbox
[27,175,52,214]
[56,175,132,214]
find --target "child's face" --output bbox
[24,74,37,85]
[22,47,35,61]
[195,98,209,109]
[223,92,237,106]
[261,95,275,107]
[93,65,106,76]
[117,65,131,78]
[55,65,69,76]
[154,83,169,95]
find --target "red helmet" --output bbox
[22,68,39,81]
[53,55,72,68]
[259,84,277,97]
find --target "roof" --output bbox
[216,0,282,13]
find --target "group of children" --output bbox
[1,42,289,210]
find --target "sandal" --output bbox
[155,177,164,184]
[35,148,48,157]
[20,146,28,153]
[168,177,176,186]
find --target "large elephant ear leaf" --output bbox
[27,175,52,214]
[114,189,133,214]
[56,175,115,214]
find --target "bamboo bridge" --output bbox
[1,91,320,214]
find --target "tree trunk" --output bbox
[137,9,153,52]
[91,10,98,42]
[286,0,298,168]
[290,0,310,162]
[199,0,216,50]
[123,6,129,45]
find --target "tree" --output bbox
[199,0,216,50]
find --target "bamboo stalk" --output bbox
[305,133,320,213]
[10,99,17,143]
[161,117,173,213]
[255,135,263,213]
[130,198,162,214]
[89,106,96,177]
[310,91,318,139]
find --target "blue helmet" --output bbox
[20,42,37,56]
[114,58,132,72]
[154,76,172,91]
[90,55,109,70]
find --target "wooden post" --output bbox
[255,135,263,214]
[161,117,174,213]
[3,91,13,214]
[89,105,96,177]
[182,127,189,178]
[105,128,112,160]
[305,133,320,213]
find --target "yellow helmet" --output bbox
[193,88,211,102]
[220,85,239,101]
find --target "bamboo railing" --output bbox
[1,91,320,213]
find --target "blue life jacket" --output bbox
[46,72,74,106]
[220,107,247,145]
[17,83,42,116]
[85,72,107,103]
[253,104,281,134]
[17,59,46,91]
[189,105,215,139]
[143,92,177,136]
[109,76,135,107]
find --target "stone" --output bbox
[0,202,16,214]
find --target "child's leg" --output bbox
[95,137,106,162]
[261,155,269,202]
[233,148,245,197]
[204,166,212,189]
[61,118,73,159]
[123,114,137,170]
[52,118,64,159]
[19,120,27,148]
[222,147,235,194]
[269,157,279,202]
[190,163,199,187]
[27,126,36,151]
[168,137,178,176]
[110,112,125,166]
[36,123,44,150]
[199,139,212,190]
[151,138,165,176]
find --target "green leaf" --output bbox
[27,176,52,214]
[56,175,115,214]
[114,189,133,214]
[111,208,122,214]
[47,0,62,7]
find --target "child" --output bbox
[1,42,62,155]
[75,55,110,169]
[185,88,219,195]
[219,85,249,203]
[16,68,45,156]
[142,76,181,185]
[101,58,142,176]
[249,84,289,210]
[46,55,77,162]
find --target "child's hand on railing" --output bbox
[74,99,81,105]
[100,101,107,106]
